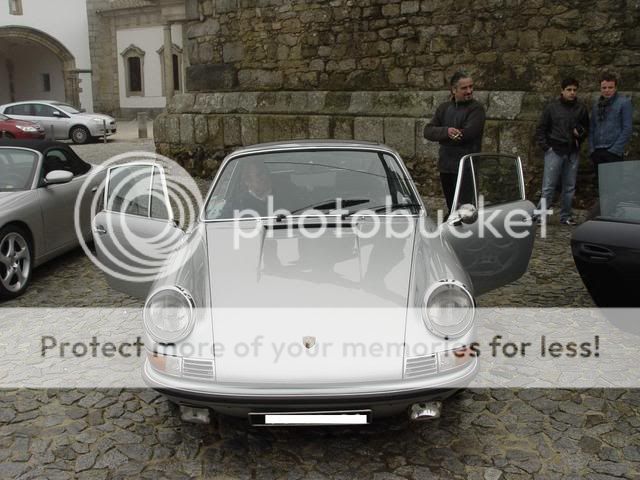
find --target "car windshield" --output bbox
[204,149,420,220]
[0,148,39,191]
[598,160,640,224]
[53,103,80,114]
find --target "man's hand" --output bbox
[448,128,463,141]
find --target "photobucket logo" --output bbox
[229,196,541,248]
[74,152,204,284]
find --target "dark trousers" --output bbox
[591,148,622,188]
[440,170,474,213]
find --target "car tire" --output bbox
[70,126,90,144]
[0,225,33,300]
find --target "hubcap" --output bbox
[0,232,31,293]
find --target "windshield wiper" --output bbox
[289,198,370,215]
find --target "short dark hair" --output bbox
[600,71,618,85]
[450,70,470,88]
[561,77,579,89]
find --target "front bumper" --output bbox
[143,356,478,418]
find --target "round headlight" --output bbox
[144,286,195,343]
[423,280,475,338]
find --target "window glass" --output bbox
[54,103,80,114]
[456,155,522,209]
[599,160,640,224]
[0,148,38,190]
[6,104,32,116]
[172,54,180,91]
[204,150,420,220]
[107,165,152,217]
[149,166,170,220]
[32,104,60,118]
[128,57,142,92]
[42,74,51,92]
[42,148,90,178]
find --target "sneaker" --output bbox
[560,218,577,226]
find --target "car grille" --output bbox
[404,355,437,379]
[182,358,214,380]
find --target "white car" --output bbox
[94,141,535,425]
[0,101,116,144]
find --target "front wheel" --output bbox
[70,126,90,144]
[0,225,33,300]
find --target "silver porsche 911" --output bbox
[0,140,103,300]
[94,141,535,425]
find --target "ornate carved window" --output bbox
[121,45,145,97]
[157,44,183,94]
[8,0,23,15]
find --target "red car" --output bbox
[0,113,45,139]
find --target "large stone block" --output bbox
[415,118,440,162]
[223,116,242,146]
[353,117,384,143]
[332,117,353,140]
[238,69,284,89]
[166,115,181,144]
[153,114,167,143]
[308,116,330,138]
[170,94,196,114]
[481,121,499,154]
[206,116,224,147]
[215,0,238,14]
[180,114,195,144]
[258,116,308,143]
[487,92,525,120]
[194,115,208,144]
[186,18,220,39]
[187,64,238,92]
[194,93,225,113]
[223,42,244,62]
[384,117,416,158]
[498,122,535,159]
[241,116,259,146]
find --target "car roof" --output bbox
[227,140,399,158]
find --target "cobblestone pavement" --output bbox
[1,140,638,479]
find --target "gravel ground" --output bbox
[1,138,637,480]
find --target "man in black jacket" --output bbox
[535,77,589,226]
[424,71,486,213]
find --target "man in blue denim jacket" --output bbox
[589,72,633,185]
[535,78,590,226]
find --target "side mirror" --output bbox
[45,170,73,185]
[448,203,478,227]
[52,110,62,117]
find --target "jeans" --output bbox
[537,149,579,222]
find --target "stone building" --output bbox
[154,0,640,202]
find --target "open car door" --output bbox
[93,163,184,299]
[442,153,535,296]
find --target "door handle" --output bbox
[578,243,614,263]
[94,225,107,235]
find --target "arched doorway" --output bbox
[0,26,80,107]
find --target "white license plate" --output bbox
[249,410,372,426]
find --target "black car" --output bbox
[571,160,640,307]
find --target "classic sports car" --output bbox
[572,160,640,307]
[0,140,103,299]
[94,141,535,425]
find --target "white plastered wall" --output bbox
[116,24,183,109]
[0,0,94,111]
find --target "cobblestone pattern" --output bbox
[1,140,638,479]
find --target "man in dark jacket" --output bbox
[535,77,589,226]
[424,71,486,213]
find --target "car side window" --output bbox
[106,164,172,220]
[42,148,90,178]
[33,104,62,118]
[6,104,33,116]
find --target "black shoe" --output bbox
[560,218,577,226]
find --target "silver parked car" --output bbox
[0,140,104,299]
[94,141,535,425]
[0,101,116,144]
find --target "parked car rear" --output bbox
[0,113,45,140]
[0,101,116,144]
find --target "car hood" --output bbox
[205,218,417,383]
[0,190,36,218]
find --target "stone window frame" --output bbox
[8,0,23,15]
[157,44,184,94]
[121,44,146,97]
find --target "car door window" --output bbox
[453,154,524,210]
[33,104,62,118]
[5,104,33,116]
[106,164,172,220]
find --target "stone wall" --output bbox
[155,0,640,204]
